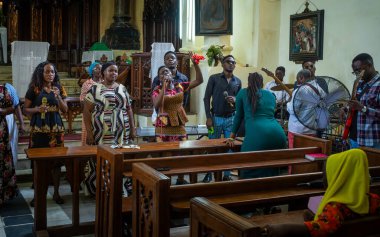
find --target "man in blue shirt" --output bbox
[203,55,242,181]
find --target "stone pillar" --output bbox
[102,0,140,50]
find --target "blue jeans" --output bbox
[208,115,234,177]
[208,115,234,139]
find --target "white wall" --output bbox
[278,0,380,89]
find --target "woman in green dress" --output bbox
[227,72,287,179]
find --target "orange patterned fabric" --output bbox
[305,193,380,237]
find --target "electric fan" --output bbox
[293,76,350,132]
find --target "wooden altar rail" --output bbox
[95,134,331,237]
[26,138,239,237]
[25,146,97,237]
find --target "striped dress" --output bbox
[83,83,132,196]
[85,83,132,145]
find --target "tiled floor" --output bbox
[0,172,235,237]
[0,180,96,237]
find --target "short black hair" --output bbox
[276,66,285,74]
[352,53,373,66]
[302,60,315,67]
[101,61,117,75]
[222,55,235,62]
[164,51,176,59]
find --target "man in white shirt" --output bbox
[265,66,290,103]
[287,69,326,148]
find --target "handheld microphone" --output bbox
[223,91,234,107]
[41,97,47,119]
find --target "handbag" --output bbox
[157,112,169,126]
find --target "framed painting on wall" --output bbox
[289,10,324,62]
[195,0,233,36]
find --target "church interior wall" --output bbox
[97,0,380,124]
[278,0,380,89]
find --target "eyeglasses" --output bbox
[224,60,236,65]
[352,70,361,76]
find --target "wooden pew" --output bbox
[96,134,331,237]
[95,138,241,237]
[190,192,380,237]
[131,148,380,237]
[122,147,324,181]
[361,147,380,167]
[133,163,326,237]
[26,138,236,237]
[25,146,97,237]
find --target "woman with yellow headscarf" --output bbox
[265,149,380,237]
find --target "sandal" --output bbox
[53,195,64,205]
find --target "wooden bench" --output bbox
[25,146,97,237]
[190,191,380,237]
[95,138,241,237]
[131,148,380,237]
[95,134,330,236]
[188,147,380,237]
[26,138,237,237]
[132,163,326,237]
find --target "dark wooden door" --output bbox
[4,0,100,73]
[143,0,181,52]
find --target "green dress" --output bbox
[232,88,287,178]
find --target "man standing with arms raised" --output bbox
[152,51,189,105]
[203,55,241,182]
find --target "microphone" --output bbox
[223,91,234,107]
[41,97,47,119]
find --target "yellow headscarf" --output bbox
[315,149,370,219]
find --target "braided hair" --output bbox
[247,72,263,117]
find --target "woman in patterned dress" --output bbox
[23,61,68,206]
[152,53,203,184]
[83,62,135,195]
[80,62,102,146]
[0,85,18,206]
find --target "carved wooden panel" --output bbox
[2,0,100,73]
[137,183,153,237]
[143,0,181,51]
[130,52,190,114]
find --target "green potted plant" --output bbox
[206,45,224,67]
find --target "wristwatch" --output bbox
[361,106,367,113]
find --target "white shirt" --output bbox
[265,80,290,103]
[287,79,327,134]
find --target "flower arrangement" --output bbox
[206,45,224,66]
[191,54,205,65]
